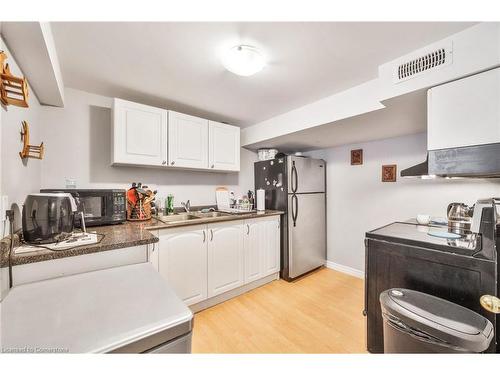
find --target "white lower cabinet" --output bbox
[262,217,281,276]
[244,217,281,283]
[158,225,208,305]
[155,216,280,306]
[148,242,159,272]
[207,222,245,298]
[244,219,264,283]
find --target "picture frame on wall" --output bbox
[351,149,363,165]
[382,164,397,182]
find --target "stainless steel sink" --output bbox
[192,211,230,218]
[158,214,200,224]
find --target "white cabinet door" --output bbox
[207,222,244,297]
[168,111,209,169]
[208,121,240,171]
[158,225,208,305]
[243,219,263,283]
[244,216,281,282]
[262,216,281,276]
[112,98,167,166]
[428,67,500,151]
[148,242,159,272]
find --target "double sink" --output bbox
[157,211,231,225]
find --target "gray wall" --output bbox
[307,133,500,274]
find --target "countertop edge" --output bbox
[1,210,284,268]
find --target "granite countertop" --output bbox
[0,210,283,268]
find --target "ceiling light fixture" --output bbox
[221,45,265,77]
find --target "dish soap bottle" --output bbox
[166,194,175,215]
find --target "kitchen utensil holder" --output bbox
[0,51,29,108]
[19,121,44,160]
[127,200,152,221]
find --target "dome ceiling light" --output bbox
[221,45,266,77]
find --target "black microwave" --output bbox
[40,189,126,227]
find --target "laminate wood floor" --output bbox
[192,268,366,353]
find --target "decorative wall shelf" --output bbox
[0,51,29,108]
[19,121,44,160]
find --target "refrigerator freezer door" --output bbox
[287,156,325,193]
[287,193,326,278]
[254,158,288,211]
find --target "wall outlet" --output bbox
[0,195,8,222]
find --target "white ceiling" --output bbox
[51,22,474,127]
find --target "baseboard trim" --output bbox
[326,261,364,279]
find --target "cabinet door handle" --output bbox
[203,230,206,243]
[162,160,166,165]
[171,161,175,166]
[247,224,250,235]
[211,164,215,169]
[210,229,213,241]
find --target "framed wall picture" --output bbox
[382,164,397,182]
[351,149,363,165]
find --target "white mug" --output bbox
[416,214,431,225]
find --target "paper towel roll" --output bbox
[256,189,265,211]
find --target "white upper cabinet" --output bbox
[168,111,209,169]
[207,221,244,298]
[428,67,500,151]
[112,98,167,166]
[158,225,208,305]
[112,99,240,171]
[208,121,240,171]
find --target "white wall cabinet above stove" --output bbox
[112,98,240,172]
[428,67,500,151]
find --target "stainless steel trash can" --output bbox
[380,288,494,353]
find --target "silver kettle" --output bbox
[447,202,473,230]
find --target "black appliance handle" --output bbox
[291,161,298,193]
[292,194,298,227]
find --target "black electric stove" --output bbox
[364,207,498,354]
[367,221,482,257]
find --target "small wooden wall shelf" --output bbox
[19,121,44,160]
[0,51,29,108]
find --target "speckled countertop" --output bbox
[0,210,283,267]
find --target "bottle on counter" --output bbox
[166,194,175,215]
[247,190,254,208]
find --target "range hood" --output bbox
[401,67,500,179]
[401,144,500,178]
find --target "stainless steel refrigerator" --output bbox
[254,155,326,281]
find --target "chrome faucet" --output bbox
[181,200,191,213]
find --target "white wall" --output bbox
[307,133,500,274]
[1,36,42,233]
[40,88,257,207]
[1,36,44,300]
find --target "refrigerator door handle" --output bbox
[291,161,298,193]
[292,194,298,227]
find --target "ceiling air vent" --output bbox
[394,42,453,83]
